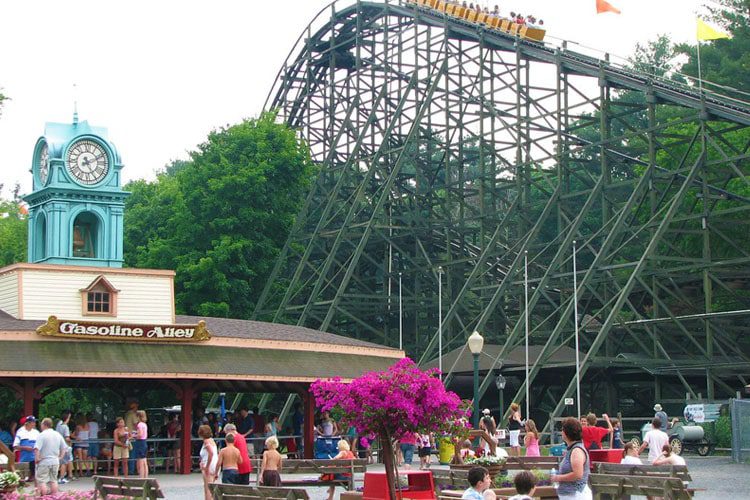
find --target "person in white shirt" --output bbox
[34,418,66,496]
[620,442,643,465]
[639,417,669,463]
[652,444,686,466]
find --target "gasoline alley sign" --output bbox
[36,316,212,342]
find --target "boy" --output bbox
[461,466,497,499]
[508,470,536,500]
[610,418,623,449]
[216,433,243,484]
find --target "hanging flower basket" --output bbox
[0,470,21,493]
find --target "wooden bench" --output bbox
[252,458,367,492]
[504,456,561,470]
[589,472,693,500]
[93,475,165,500]
[432,467,470,489]
[593,462,692,483]
[210,483,310,499]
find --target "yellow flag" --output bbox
[697,18,730,41]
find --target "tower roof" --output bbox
[43,120,121,163]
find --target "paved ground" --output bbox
[51,455,747,499]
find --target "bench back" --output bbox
[210,483,310,500]
[589,473,692,500]
[505,456,561,469]
[594,462,692,483]
[433,468,470,488]
[93,475,165,499]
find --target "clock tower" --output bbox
[24,117,129,268]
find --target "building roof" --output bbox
[421,343,579,373]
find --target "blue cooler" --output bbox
[315,436,341,459]
[550,443,566,457]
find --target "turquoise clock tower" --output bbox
[24,116,130,268]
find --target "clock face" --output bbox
[38,142,50,185]
[66,139,109,185]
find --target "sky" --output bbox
[0,0,718,198]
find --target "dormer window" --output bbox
[81,275,119,317]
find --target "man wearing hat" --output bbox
[653,404,668,432]
[13,415,40,482]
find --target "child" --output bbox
[459,439,476,460]
[327,439,356,500]
[620,441,642,465]
[417,432,433,470]
[216,433,243,484]
[508,470,537,500]
[461,466,497,500]
[523,420,540,457]
[610,418,623,449]
[259,435,282,487]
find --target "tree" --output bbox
[311,358,468,500]
[0,87,7,118]
[124,111,316,317]
[0,184,27,267]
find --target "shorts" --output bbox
[113,445,129,460]
[400,443,415,465]
[418,446,432,458]
[222,469,239,484]
[61,447,73,464]
[509,430,521,447]
[89,443,100,459]
[236,472,251,485]
[557,485,593,500]
[36,463,59,484]
[262,470,281,487]
[133,439,147,459]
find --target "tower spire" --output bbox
[73,83,78,125]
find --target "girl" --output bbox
[326,439,355,500]
[417,431,433,470]
[199,425,218,500]
[112,418,129,478]
[133,410,149,478]
[260,435,283,487]
[72,413,90,478]
[480,412,497,456]
[508,403,523,457]
[620,441,642,465]
[523,419,540,457]
[652,444,686,466]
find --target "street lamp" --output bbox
[495,373,507,422]
[468,330,484,429]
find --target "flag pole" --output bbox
[524,250,530,419]
[573,241,581,419]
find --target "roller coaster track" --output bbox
[257,0,750,430]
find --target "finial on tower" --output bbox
[72,83,79,125]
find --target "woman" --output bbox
[551,417,591,500]
[264,414,279,437]
[72,413,90,477]
[523,419,540,457]
[112,417,129,477]
[620,442,642,465]
[652,444,686,466]
[316,412,339,437]
[399,432,417,468]
[326,439,355,500]
[166,413,182,473]
[479,412,497,456]
[133,410,149,478]
[199,424,219,500]
[508,403,523,457]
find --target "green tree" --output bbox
[0,184,28,267]
[124,112,316,318]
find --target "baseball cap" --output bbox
[482,408,491,415]
[25,415,36,423]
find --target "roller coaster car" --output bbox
[409,0,546,42]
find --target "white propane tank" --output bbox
[674,425,705,441]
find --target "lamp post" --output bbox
[438,266,444,380]
[468,330,484,429]
[495,373,506,422]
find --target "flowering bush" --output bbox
[0,471,21,490]
[464,454,507,466]
[0,490,96,499]
[311,357,469,500]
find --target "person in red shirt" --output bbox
[582,413,613,450]
[223,424,253,485]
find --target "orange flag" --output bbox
[596,0,621,14]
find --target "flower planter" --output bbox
[450,463,505,478]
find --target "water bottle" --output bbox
[550,468,558,489]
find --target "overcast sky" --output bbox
[0,0,717,197]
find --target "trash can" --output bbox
[438,436,454,465]
[314,436,341,459]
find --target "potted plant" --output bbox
[462,454,507,478]
[0,470,21,493]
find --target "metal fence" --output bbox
[731,399,750,462]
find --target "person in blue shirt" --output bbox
[0,420,13,449]
[462,466,497,499]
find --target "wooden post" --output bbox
[23,379,34,417]
[303,389,315,459]
[180,381,194,474]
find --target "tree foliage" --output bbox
[0,184,27,268]
[124,112,315,318]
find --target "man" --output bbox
[462,465,496,499]
[582,413,613,450]
[654,404,669,432]
[55,410,74,483]
[639,417,669,463]
[13,415,40,482]
[34,417,66,496]
[124,399,139,475]
[223,423,253,485]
